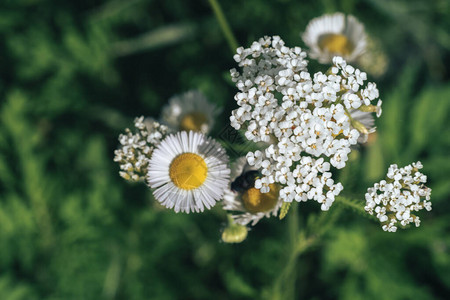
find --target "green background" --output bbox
[0,0,449,299]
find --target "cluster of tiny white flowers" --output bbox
[114,117,170,181]
[365,161,432,232]
[248,152,343,210]
[231,36,382,209]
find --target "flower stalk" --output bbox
[207,0,239,52]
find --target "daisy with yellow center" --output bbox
[147,131,230,213]
[162,90,220,134]
[223,157,283,226]
[302,12,367,63]
[348,109,376,144]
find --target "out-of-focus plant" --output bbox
[0,0,449,299]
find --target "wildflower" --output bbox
[223,157,282,226]
[221,218,248,244]
[162,90,220,134]
[147,131,230,213]
[348,110,376,143]
[365,162,432,232]
[357,36,389,77]
[230,36,382,209]
[302,12,367,64]
[114,117,170,181]
[270,157,343,210]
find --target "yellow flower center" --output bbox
[318,34,354,56]
[169,153,208,190]
[242,184,279,213]
[179,112,208,132]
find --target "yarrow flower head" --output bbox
[230,36,381,210]
[114,117,170,181]
[223,157,283,226]
[162,90,220,134]
[365,161,432,232]
[302,12,367,64]
[147,131,230,213]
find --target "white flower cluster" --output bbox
[248,152,343,210]
[114,117,170,181]
[230,36,382,209]
[365,162,432,232]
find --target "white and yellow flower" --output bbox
[147,131,230,213]
[223,157,282,226]
[349,109,376,143]
[162,90,220,134]
[302,12,367,63]
[357,36,388,77]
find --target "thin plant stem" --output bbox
[207,0,239,52]
[286,203,299,299]
[268,205,343,299]
[270,204,300,300]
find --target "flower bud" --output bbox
[222,222,248,244]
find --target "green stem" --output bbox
[286,203,299,299]
[207,0,239,52]
[268,206,343,299]
[226,213,234,224]
[270,204,300,300]
[296,234,316,255]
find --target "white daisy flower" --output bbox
[147,131,230,213]
[162,90,220,134]
[302,12,367,63]
[223,157,283,226]
[357,36,389,77]
[349,110,376,143]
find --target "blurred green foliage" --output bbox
[0,0,449,299]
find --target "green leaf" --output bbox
[279,202,291,220]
